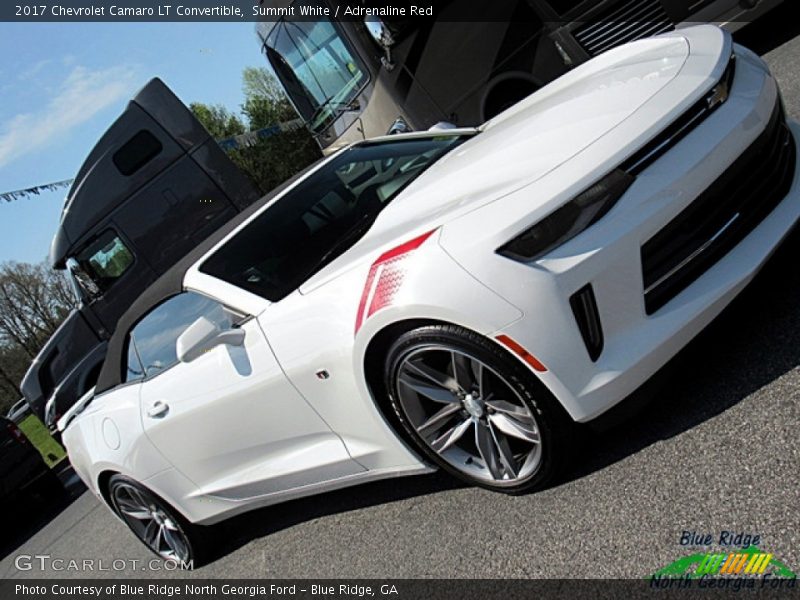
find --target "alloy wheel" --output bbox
[394,346,542,484]
[111,482,190,562]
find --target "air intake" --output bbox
[570,284,604,362]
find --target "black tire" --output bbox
[107,475,212,568]
[384,324,573,494]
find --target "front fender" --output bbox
[353,239,523,354]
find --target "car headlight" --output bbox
[497,169,635,261]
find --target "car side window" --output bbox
[127,292,234,380]
[125,339,145,383]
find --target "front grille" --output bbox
[573,0,675,57]
[623,55,736,176]
[641,101,796,315]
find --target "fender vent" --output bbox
[570,284,604,362]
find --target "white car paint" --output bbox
[62,26,800,527]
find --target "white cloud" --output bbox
[17,59,54,82]
[0,64,138,169]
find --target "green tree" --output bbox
[0,262,76,412]
[191,67,320,194]
[241,66,295,127]
[188,103,246,139]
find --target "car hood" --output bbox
[377,26,735,234]
[302,26,730,291]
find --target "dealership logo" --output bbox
[650,531,796,589]
[652,545,796,579]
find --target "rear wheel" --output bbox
[384,325,571,493]
[108,475,209,566]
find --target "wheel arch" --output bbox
[97,469,196,524]
[362,318,456,453]
[96,469,118,510]
[361,317,564,443]
[363,318,574,491]
[363,316,572,430]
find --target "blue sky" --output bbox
[0,22,269,264]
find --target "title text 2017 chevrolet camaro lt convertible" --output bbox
[60,25,800,563]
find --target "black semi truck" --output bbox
[21,79,260,428]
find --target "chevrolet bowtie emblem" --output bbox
[707,81,730,110]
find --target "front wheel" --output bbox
[108,475,210,566]
[384,325,572,493]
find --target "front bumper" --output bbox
[490,51,800,423]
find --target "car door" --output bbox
[134,291,363,500]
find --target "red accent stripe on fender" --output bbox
[354,230,436,334]
[496,334,548,372]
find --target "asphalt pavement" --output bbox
[2,9,800,579]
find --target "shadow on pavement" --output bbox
[205,470,462,563]
[0,462,86,561]
[734,2,800,56]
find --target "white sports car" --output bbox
[60,25,799,564]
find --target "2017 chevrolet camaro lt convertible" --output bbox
[60,25,800,563]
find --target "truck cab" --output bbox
[22,78,261,427]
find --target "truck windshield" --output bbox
[201,134,470,301]
[264,3,367,133]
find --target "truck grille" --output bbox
[641,101,796,315]
[573,0,675,57]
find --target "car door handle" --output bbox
[146,401,169,419]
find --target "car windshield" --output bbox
[263,3,367,132]
[200,134,470,301]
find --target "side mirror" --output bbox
[365,15,395,48]
[176,316,245,363]
[364,16,396,71]
[387,117,412,135]
[44,393,58,429]
[66,257,101,302]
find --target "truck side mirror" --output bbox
[65,257,101,302]
[365,16,396,71]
